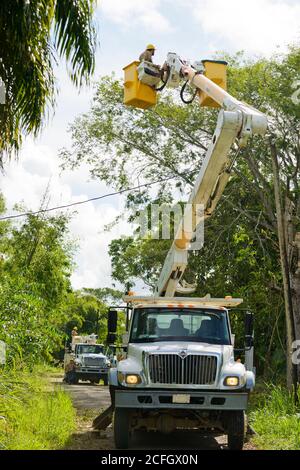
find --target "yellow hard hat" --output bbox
[146,44,156,51]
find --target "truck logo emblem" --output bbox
[179,350,187,359]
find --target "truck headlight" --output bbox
[224,376,239,387]
[117,372,142,385]
[125,374,142,385]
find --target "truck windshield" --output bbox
[130,308,231,345]
[76,345,103,354]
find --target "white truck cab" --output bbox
[107,296,255,449]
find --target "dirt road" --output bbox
[59,379,256,450]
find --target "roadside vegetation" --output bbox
[249,384,300,450]
[0,194,124,367]
[0,365,76,450]
[0,197,123,450]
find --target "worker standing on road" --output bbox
[139,44,156,63]
[63,359,77,384]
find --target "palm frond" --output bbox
[54,0,97,87]
[0,0,98,162]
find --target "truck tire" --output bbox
[227,410,245,450]
[109,385,116,407]
[114,408,131,449]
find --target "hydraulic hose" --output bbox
[155,66,171,92]
[180,79,198,104]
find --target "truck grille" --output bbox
[148,354,217,385]
[84,357,105,367]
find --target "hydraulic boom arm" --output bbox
[154,55,268,296]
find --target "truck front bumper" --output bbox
[115,389,248,411]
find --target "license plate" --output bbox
[172,394,190,404]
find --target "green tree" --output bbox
[63,289,127,346]
[82,287,124,304]
[63,291,108,344]
[0,0,97,160]
[0,198,75,365]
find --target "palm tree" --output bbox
[0,0,97,164]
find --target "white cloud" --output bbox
[184,0,300,55]
[100,0,172,33]
[0,139,131,290]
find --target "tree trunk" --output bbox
[270,140,298,391]
[290,231,300,380]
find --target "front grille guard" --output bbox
[84,359,105,367]
[145,353,220,387]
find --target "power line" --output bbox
[0,176,177,221]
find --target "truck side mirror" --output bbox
[245,312,254,348]
[107,309,118,345]
[108,309,118,333]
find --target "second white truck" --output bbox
[64,335,110,385]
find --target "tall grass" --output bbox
[0,366,76,450]
[250,384,300,450]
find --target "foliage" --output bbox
[63,290,108,344]
[82,287,124,304]
[59,287,127,348]
[250,384,300,450]
[0,196,75,365]
[0,193,122,364]
[109,236,170,288]
[0,365,76,450]
[0,0,97,159]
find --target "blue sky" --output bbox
[0,0,299,291]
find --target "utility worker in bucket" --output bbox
[139,44,156,63]
[139,44,169,83]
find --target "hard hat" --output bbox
[146,44,156,51]
[73,327,78,330]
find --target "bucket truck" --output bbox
[64,334,110,385]
[94,53,268,450]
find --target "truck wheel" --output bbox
[114,408,131,449]
[109,385,116,407]
[227,411,245,450]
[103,376,108,386]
